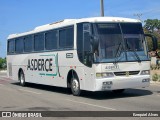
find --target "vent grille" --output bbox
[114,71,140,76]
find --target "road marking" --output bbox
[66,99,116,111]
[19,89,42,95]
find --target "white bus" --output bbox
[7,17,157,96]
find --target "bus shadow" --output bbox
[12,82,72,95]
[80,89,153,100]
[12,82,153,100]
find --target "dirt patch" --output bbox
[151,70,160,75]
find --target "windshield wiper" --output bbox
[126,42,141,63]
[114,42,123,64]
[130,49,141,63]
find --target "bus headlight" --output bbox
[142,78,150,82]
[140,70,150,75]
[96,72,114,78]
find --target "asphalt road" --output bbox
[0,72,160,120]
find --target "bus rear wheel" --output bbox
[71,77,81,96]
[19,70,25,86]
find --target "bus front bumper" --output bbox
[94,75,150,91]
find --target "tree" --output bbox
[144,19,160,33]
[143,19,160,50]
[0,57,6,70]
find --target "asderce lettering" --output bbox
[27,58,53,72]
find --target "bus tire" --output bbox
[19,70,25,86]
[112,89,125,94]
[71,77,81,96]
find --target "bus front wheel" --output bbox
[19,70,25,86]
[71,77,81,96]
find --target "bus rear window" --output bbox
[8,40,15,53]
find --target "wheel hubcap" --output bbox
[72,79,79,92]
[20,74,24,84]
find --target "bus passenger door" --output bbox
[82,23,95,91]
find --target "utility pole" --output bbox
[134,13,143,22]
[100,0,104,17]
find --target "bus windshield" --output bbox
[94,23,149,63]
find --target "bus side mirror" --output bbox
[145,34,158,51]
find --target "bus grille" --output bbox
[114,71,140,76]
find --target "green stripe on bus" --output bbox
[39,73,45,76]
[46,73,57,76]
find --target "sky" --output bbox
[0,0,160,58]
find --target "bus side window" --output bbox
[24,35,33,52]
[34,33,45,51]
[45,30,57,50]
[59,26,74,49]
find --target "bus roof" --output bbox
[8,17,140,39]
